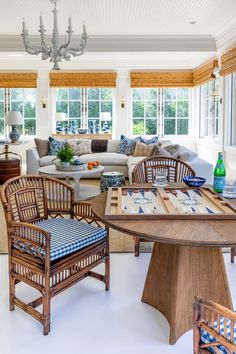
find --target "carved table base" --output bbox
[142,243,233,344]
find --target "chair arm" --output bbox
[73,201,102,226]
[9,221,51,264]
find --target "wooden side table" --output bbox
[0,145,21,184]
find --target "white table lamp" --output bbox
[5,111,23,143]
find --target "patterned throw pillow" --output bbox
[164,144,180,158]
[140,136,158,145]
[77,141,92,156]
[147,145,172,158]
[133,141,157,157]
[48,137,65,155]
[117,135,142,155]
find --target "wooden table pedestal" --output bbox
[142,243,233,344]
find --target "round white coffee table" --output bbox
[38,164,104,200]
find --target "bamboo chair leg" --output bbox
[43,292,51,335]
[231,247,235,263]
[193,323,201,354]
[134,237,140,257]
[105,255,110,291]
[9,274,15,311]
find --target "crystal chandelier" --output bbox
[21,0,88,70]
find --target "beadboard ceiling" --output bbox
[0,0,236,36]
[0,0,236,68]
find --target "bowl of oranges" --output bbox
[87,161,100,170]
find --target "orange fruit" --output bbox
[95,160,100,166]
[87,165,93,170]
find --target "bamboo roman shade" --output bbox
[130,71,194,88]
[192,60,218,86]
[220,47,236,76]
[50,71,117,88]
[0,72,37,88]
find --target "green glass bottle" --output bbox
[213,152,226,193]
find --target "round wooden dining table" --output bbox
[91,190,236,345]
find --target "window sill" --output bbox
[224,146,236,154]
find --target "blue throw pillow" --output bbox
[117,135,142,155]
[140,136,158,145]
[48,136,65,155]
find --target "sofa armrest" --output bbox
[189,157,213,184]
[26,147,40,174]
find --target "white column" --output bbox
[36,69,52,138]
[113,69,131,139]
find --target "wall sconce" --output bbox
[120,96,125,109]
[40,97,47,109]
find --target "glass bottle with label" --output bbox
[213,152,226,193]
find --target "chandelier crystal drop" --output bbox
[21,0,88,70]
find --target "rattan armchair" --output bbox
[132,156,196,256]
[1,174,110,335]
[193,297,236,354]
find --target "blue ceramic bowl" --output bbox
[182,176,206,187]
[78,129,88,134]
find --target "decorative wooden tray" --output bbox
[104,186,236,220]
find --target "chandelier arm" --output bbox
[21,33,49,56]
[39,15,50,52]
[58,24,72,56]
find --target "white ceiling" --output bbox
[0,0,236,36]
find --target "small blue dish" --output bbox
[183,176,206,187]
[78,129,88,134]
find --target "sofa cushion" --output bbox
[147,145,172,158]
[133,141,156,157]
[164,144,180,158]
[48,136,65,155]
[140,136,158,145]
[34,138,50,158]
[39,155,57,167]
[67,140,92,156]
[107,139,120,152]
[117,135,142,155]
[35,219,107,261]
[178,146,198,162]
[79,152,128,166]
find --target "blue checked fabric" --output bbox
[35,219,107,261]
[201,316,236,354]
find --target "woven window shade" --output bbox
[130,71,194,88]
[0,72,37,88]
[50,71,117,88]
[220,47,236,76]
[192,60,218,86]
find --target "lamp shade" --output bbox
[100,112,111,121]
[5,111,23,125]
[55,112,67,121]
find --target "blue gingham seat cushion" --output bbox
[34,219,107,261]
[201,316,236,354]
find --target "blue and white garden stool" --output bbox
[100,171,125,192]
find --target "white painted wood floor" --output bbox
[0,253,235,354]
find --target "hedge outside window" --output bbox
[163,88,189,136]
[132,88,190,136]
[200,79,220,139]
[132,88,158,135]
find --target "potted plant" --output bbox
[56,146,74,167]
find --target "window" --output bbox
[228,73,236,145]
[132,88,190,136]
[0,88,4,135]
[88,88,113,132]
[0,88,37,137]
[10,88,37,136]
[132,88,158,135]
[56,88,81,132]
[55,87,113,133]
[163,88,189,136]
[200,79,220,139]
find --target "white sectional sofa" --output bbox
[26,138,214,184]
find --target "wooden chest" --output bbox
[0,157,21,184]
